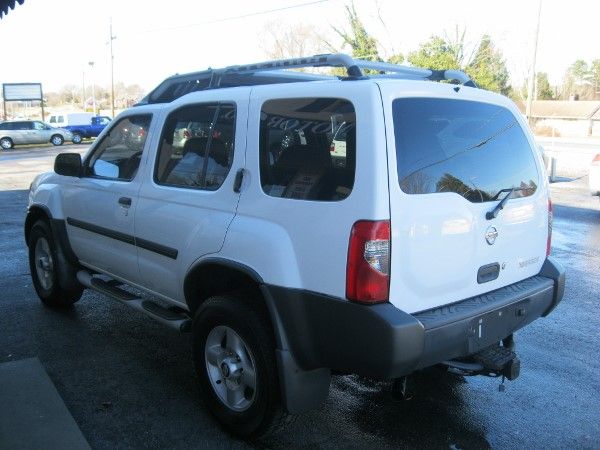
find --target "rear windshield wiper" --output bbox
[486,188,519,220]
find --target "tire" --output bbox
[28,220,83,308]
[0,137,13,150]
[72,133,82,144]
[51,134,64,146]
[192,294,287,438]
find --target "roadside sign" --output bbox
[2,83,45,121]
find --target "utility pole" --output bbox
[89,61,96,115]
[109,18,116,118]
[82,70,86,110]
[526,0,542,127]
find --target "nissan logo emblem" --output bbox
[485,226,499,245]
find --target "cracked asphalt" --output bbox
[1,145,599,449]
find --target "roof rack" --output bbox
[140,53,477,105]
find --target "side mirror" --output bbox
[54,153,82,177]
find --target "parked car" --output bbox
[590,153,600,198]
[0,120,74,149]
[25,54,564,438]
[65,116,112,144]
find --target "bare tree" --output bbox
[260,21,330,60]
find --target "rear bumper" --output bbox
[265,256,565,379]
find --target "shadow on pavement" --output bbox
[345,371,490,449]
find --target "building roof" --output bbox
[515,100,600,120]
[0,0,24,19]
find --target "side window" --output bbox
[49,116,56,124]
[33,122,45,131]
[260,98,356,201]
[155,102,235,190]
[86,114,152,181]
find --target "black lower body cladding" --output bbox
[264,286,425,378]
[264,257,565,380]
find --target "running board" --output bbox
[76,270,191,332]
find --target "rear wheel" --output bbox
[50,134,64,146]
[28,220,82,307]
[0,137,13,149]
[192,294,287,438]
[72,133,82,144]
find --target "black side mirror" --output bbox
[54,153,82,177]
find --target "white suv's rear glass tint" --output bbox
[260,98,355,201]
[393,98,539,203]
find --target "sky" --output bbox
[0,0,597,95]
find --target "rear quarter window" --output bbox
[393,98,539,203]
[259,97,356,201]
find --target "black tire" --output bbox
[28,220,83,308]
[0,137,13,150]
[50,134,64,146]
[192,294,287,438]
[72,133,83,144]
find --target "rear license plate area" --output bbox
[467,298,531,353]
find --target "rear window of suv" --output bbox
[392,98,539,203]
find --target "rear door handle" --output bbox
[233,169,245,193]
[118,197,132,207]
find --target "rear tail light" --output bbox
[547,198,553,257]
[346,220,390,304]
[592,154,600,166]
[330,143,335,153]
[183,129,191,139]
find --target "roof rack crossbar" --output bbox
[140,53,477,104]
[216,53,364,78]
[352,59,475,86]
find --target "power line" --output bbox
[134,0,332,35]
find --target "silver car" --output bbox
[0,120,74,149]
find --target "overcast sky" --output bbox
[0,0,597,94]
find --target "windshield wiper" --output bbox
[486,188,515,220]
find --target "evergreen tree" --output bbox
[536,72,554,100]
[408,33,510,95]
[466,35,511,95]
[332,2,381,62]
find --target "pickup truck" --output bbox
[66,116,111,144]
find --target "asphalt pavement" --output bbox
[0,145,599,449]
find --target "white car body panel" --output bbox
[58,106,160,284]
[134,89,249,303]
[379,81,549,313]
[225,81,389,298]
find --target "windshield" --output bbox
[392,98,539,203]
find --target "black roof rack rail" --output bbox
[139,53,476,105]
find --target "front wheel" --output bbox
[72,133,82,144]
[192,295,287,438]
[28,220,82,307]
[50,134,64,146]
[0,137,13,149]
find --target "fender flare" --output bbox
[25,206,80,289]
[185,257,331,414]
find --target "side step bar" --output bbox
[76,270,191,332]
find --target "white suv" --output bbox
[25,54,565,438]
